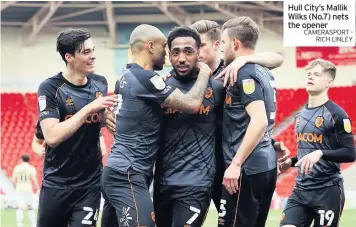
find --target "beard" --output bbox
[224,52,235,66]
[173,65,198,82]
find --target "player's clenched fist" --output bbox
[197,62,212,77]
[87,95,118,113]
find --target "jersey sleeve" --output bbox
[37,80,60,122]
[236,69,264,105]
[35,126,44,140]
[333,110,354,147]
[135,71,176,104]
[102,77,108,96]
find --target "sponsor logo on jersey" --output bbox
[296,133,323,143]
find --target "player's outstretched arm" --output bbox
[243,52,284,70]
[161,62,211,114]
[216,52,284,87]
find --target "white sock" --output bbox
[16,209,23,226]
[28,209,36,225]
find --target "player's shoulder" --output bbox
[13,165,19,171]
[88,73,108,86]
[237,63,264,81]
[324,100,349,119]
[210,76,224,91]
[127,63,157,79]
[128,64,166,92]
[38,73,64,92]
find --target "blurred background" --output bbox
[1,1,355,226]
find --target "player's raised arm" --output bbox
[161,62,211,114]
[216,52,284,87]
[38,80,117,148]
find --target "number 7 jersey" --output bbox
[222,63,277,175]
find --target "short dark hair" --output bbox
[56,28,91,63]
[167,26,201,50]
[21,154,30,162]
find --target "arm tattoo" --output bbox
[163,71,209,113]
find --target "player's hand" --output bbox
[41,142,46,156]
[274,141,290,163]
[215,56,247,87]
[104,110,116,134]
[295,150,323,174]
[87,95,118,113]
[223,164,241,195]
[162,73,172,81]
[197,62,212,77]
[278,158,292,176]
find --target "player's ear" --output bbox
[65,53,73,63]
[232,38,240,51]
[146,41,154,54]
[214,40,220,49]
[327,78,334,88]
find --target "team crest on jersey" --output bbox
[150,75,166,90]
[295,118,300,128]
[38,96,46,111]
[205,87,213,99]
[242,79,255,94]
[96,91,103,98]
[65,97,74,106]
[315,116,324,128]
[343,119,351,133]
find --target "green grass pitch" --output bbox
[1,208,355,226]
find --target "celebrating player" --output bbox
[100,24,211,227]
[153,26,225,227]
[219,17,278,227]
[279,59,356,227]
[190,19,285,211]
[36,28,117,227]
